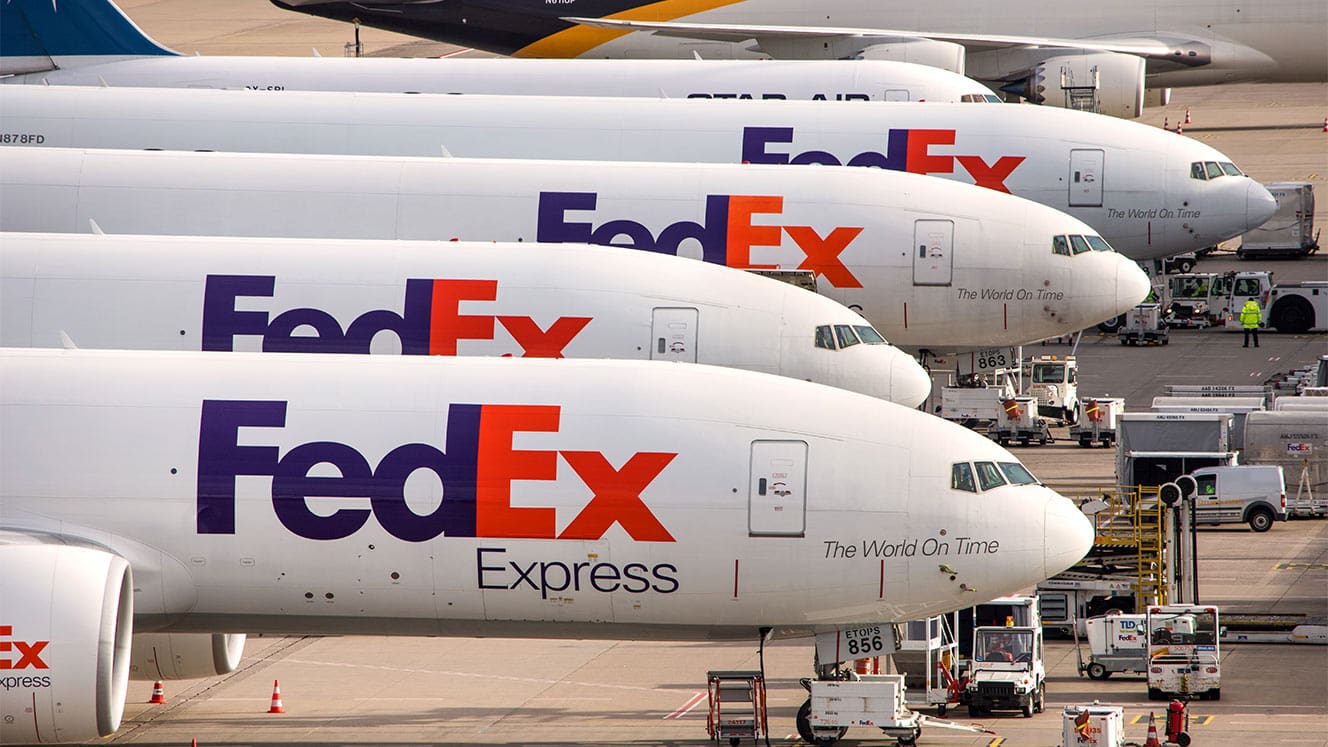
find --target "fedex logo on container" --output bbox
[741,127,1027,193]
[202,275,591,358]
[536,191,865,288]
[197,400,677,543]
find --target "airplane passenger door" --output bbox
[651,307,698,362]
[912,220,954,286]
[1069,149,1104,207]
[884,89,910,101]
[749,440,807,537]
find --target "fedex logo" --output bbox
[197,400,677,543]
[202,275,591,358]
[741,126,1027,194]
[0,626,48,670]
[536,191,864,288]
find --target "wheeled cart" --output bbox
[706,670,767,746]
[797,674,923,746]
[1118,303,1169,346]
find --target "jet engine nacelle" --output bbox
[129,633,246,681]
[1018,52,1147,119]
[0,543,133,744]
[855,39,966,75]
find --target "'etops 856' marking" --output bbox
[196,400,677,543]
[202,275,591,357]
[740,127,1027,193]
[536,191,865,288]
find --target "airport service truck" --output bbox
[1146,605,1222,701]
[1026,355,1079,424]
[1221,272,1328,334]
[962,596,1046,718]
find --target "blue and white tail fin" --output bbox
[1,0,178,75]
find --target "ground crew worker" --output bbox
[1239,298,1262,348]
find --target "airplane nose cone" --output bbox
[1115,255,1151,314]
[890,355,932,409]
[1247,181,1277,230]
[1044,493,1094,578]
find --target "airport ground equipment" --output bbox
[1026,355,1079,424]
[964,624,1045,717]
[989,396,1052,446]
[1077,613,1149,679]
[939,385,1013,426]
[799,675,923,746]
[1061,703,1125,747]
[892,615,961,715]
[1069,397,1124,447]
[706,671,768,745]
[1146,605,1222,701]
[1218,271,1328,334]
[1116,413,1236,487]
[1118,303,1169,345]
[1037,576,1138,638]
[1188,465,1288,531]
[1243,410,1328,516]
[1238,182,1319,258]
[1151,396,1265,448]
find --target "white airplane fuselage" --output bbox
[0,349,1095,637]
[0,348,1095,742]
[0,86,1274,260]
[0,56,999,104]
[0,147,1150,351]
[0,233,931,406]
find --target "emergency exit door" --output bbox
[913,220,954,286]
[749,440,807,537]
[651,307,698,362]
[1069,149,1104,207]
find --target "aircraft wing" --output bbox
[562,17,1175,58]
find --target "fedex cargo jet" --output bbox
[0,348,1095,742]
[270,0,1328,117]
[0,233,931,406]
[0,84,1275,260]
[0,0,997,103]
[0,147,1149,351]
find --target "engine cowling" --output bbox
[854,39,966,75]
[1014,52,1146,119]
[0,543,133,744]
[130,633,246,680]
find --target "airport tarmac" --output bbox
[55,2,1328,744]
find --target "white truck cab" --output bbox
[966,626,1045,718]
[1027,356,1079,424]
[1190,464,1287,531]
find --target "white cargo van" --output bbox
[1190,465,1287,531]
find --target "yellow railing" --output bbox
[1045,483,1169,607]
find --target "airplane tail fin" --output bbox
[1,0,178,75]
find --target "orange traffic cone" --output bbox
[148,681,167,704]
[267,680,286,714]
[191,740,198,747]
[1143,712,1163,747]
[1176,121,1184,135]
[1184,107,1192,124]
[1322,116,1327,133]
[1163,116,1169,130]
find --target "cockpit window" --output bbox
[975,461,1007,491]
[999,462,1038,485]
[1219,162,1243,176]
[834,324,860,348]
[1191,162,1207,180]
[854,325,887,345]
[1086,235,1113,252]
[1052,236,1071,256]
[1069,235,1092,255]
[952,462,977,492]
[815,325,836,350]
[1204,161,1223,179]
